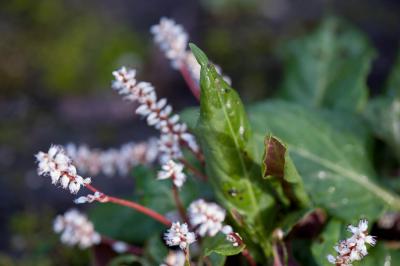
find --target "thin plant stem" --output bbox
[242,249,257,266]
[172,184,188,224]
[84,183,171,226]
[179,158,208,181]
[179,64,200,101]
[272,243,283,266]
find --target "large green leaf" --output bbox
[365,52,400,162]
[190,44,276,259]
[248,100,400,221]
[279,17,375,112]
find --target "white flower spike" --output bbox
[188,199,226,237]
[53,209,101,249]
[65,139,158,177]
[327,219,376,266]
[164,222,196,250]
[35,145,91,194]
[112,67,199,162]
[157,160,186,188]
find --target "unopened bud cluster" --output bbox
[112,67,198,162]
[157,160,186,188]
[35,145,91,194]
[151,17,231,86]
[188,199,226,237]
[53,209,101,249]
[65,139,158,177]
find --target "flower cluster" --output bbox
[188,199,226,237]
[112,67,199,162]
[35,145,91,194]
[151,17,231,85]
[164,222,196,250]
[157,160,186,188]
[53,209,101,249]
[65,139,158,177]
[150,17,188,69]
[327,219,376,266]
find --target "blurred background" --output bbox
[1,0,400,264]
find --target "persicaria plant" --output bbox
[35,17,400,265]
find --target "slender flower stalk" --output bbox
[36,145,171,226]
[112,67,201,162]
[327,219,376,266]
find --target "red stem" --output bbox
[242,249,257,266]
[101,236,143,255]
[172,185,188,224]
[179,158,208,181]
[179,64,200,101]
[84,183,171,226]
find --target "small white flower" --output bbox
[327,219,376,265]
[112,241,129,254]
[188,199,226,237]
[160,250,186,266]
[164,222,196,250]
[53,209,101,249]
[157,160,186,188]
[35,145,91,194]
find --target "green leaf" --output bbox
[262,135,310,208]
[279,17,375,112]
[107,254,149,266]
[249,100,400,221]
[361,243,400,266]
[189,43,209,67]
[144,235,168,265]
[191,44,276,259]
[204,233,245,256]
[364,52,400,162]
[207,253,226,266]
[311,219,345,266]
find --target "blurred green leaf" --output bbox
[262,135,310,208]
[249,100,400,221]
[191,44,276,260]
[279,17,375,112]
[311,219,344,266]
[204,232,245,256]
[365,52,400,162]
[107,254,149,266]
[144,235,168,265]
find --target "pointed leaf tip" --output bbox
[189,43,208,66]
